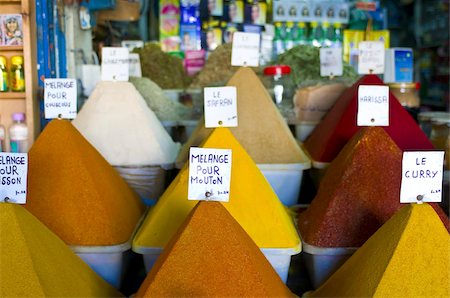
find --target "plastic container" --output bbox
[257,161,311,206]
[136,245,301,284]
[301,237,357,289]
[309,160,330,189]
[9,112,28,153]
[10,56,25,92]
[0,56,8,92]
[114,163,173,206]
[418,111,449,138]
[295,121,319,141]
[264,65,293,105]
[0,115,5,152]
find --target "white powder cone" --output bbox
[72,81,180,166]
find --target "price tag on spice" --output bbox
[128,53,142,77]
[320,47,343,77]
[357,85,389,126]
[44,79,77,119]
[231,32,260,67]
[188,148,232,202]
[400,151,445,203]
[204,87,238,128]
[101,47,129,81]
[0,153,28,204]
[358,41,385,74]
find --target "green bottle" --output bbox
[309,21,323,47]
[284,22,295,51]
[295,22,307,45]
[274,22,285,57]
[323,21,334,47]
[0,56,8,92]
[333,23,343,48]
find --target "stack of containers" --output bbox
[297,127,449,288]
[309,204,450,297]
[25,119,145,288]
[72,81,181,205]
[0,203,122,297]
[133,127,301,283]
[303,74,434,186]
[135,202,296,297]
[177,67,311,206]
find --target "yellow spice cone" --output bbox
[136,202,296,297]
[310,203,450,297]
[133,127,300,250]
[176,67,308,165]
[0,203,122,297]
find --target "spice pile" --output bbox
[298,127,449,248]
[133,127,300,250]
[178,67,309,165]
[133,43,189,89]
[26,119,144,246]
[136,202,295,297]
[311,204,450,297]
[130,77,191,121]
[304,75,434,163]
[0,203,122,297]
[73,81,180,166]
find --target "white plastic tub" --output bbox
[257,161,311,206]
[294,121,319,142]
[135,245,301,284]
[301,239,357,289]
[71,241,131,288]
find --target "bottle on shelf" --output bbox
[284,22,295,51]
[295,22,308,46]
[9,112,28,153]
[0,56,8,92]
[309,21,323,47]
[333,23,343,48]
[0,115,5,152]
[322,21,334,48]
[273,22,285,57]
[10,56,25,92]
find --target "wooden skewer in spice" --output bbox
[25,119,144,246]
[0,203,123,297]
[309,204,450,297]
[298,127,449,248]
[135,201,296,297]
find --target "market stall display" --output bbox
[135,201,295,297]
[133,127,300,282]
[309,203,450,297]
[0,203,122,297]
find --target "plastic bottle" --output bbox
[284,22,295,51]
[0,116,5,152]
[273,22,285,57]
[9,112,28,153]
[333,23,343,48]
[10,56,25,92]
[322,21,334,47]
[295,22,308,45]
[0,56,8,92]
[309,21,323,47]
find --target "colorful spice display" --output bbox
[298,127,449,247]
[72,81,180,166]
[310,204,450,297]
[133,127,300,250]
[178,67,309,165]
[136,202,296,297]
[304,75,434,163]
[0,203,122,297]
[26,119,144,246]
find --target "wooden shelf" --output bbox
[0,91,26,99]
[0,45,23,52]
[0,0,21,3]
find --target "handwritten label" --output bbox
[357,85,389,126]
[231,32,260,67]
[44,79,77,119]
[129,53,142,77]
[188,148,232,202]
[101,47,129,81]
[0,153,28,204]
[204,87,238,128]
[400,151,445,203]
[320,48,343,77]
[358,41,385,74]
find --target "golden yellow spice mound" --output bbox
[0,203,123,297]
[133,127,300,250]
[26,119,144,246]
[136,201,296,297]
[177,67,308,165]
[310,203,450,297]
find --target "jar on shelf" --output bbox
[10,55,25,92]
[389,82,421,120]
[263,65,294,119]
[0,56,8,92]
[429,113,450,169]
[418,111,449,138]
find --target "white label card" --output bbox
[358,41,385,74]
[44,79,77,119]
[320,48,343,77]
[357,85,389,126]
[101,47,129,81]
[128,53,142,77]
[188,148,232,202]
[231,32,260,67]
[0,153,28,204]
[400,151,445,203]
[204,87,238,128]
